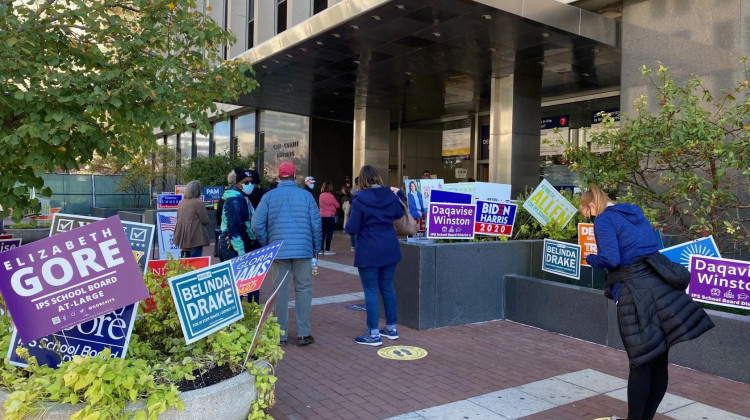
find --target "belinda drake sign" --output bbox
[0,216,148,342]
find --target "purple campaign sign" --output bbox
[426,203,475,239]
[689,255,750,310]
[0,238,23,253]
[0,216,148,342]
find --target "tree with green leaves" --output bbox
[0,0,258,220]
[566,62,750,255]
[180,150,265,189]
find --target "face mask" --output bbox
[242,183,255,195]
[308,183,315,189]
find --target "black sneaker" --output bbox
[379,327,399,340]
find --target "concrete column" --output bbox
[353,107,390,185]
[488,69,542,198]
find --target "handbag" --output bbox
[394,198,418,236]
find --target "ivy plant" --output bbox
[0,259,282,419]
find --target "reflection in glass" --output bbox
[236,113,256,158]
[196,130,210,157]
[166,134,177,148]
[214,120,230,156]
[260,110,309,183]
[180,132,192,162]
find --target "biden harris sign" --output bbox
[169,261,243,344]
[0,216,148,342]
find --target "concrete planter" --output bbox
[4,228,49,244]
[0,361,270,419]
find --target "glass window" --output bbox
[260,110,309,183]
[180,131,193,162]
[166,134,177,149]
[248,0,255,48]
[276,0,287,33]
[236,113,256,158]
[196,130,210,157]
[313,0,326,14]
[213,120,231,156]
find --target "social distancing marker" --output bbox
[377,346,427,360]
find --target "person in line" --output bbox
[218,167,262,302]
[581,184,714,420]
[173,180,210,258]
[421,170,431,179]
[304,176,316,193]
[252,161,322,346]
[406,180,425,219]
[345,165,405,346]
[341,177,354,251]
[318,181,340,256]
[246,169,267,209]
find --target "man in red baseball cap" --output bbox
[252,161,322,347]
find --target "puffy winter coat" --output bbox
[345,185,404,268]
[219,187,256,255]
[608,253,714,368]
[251,180,322,259]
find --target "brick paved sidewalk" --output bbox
[252,234,750,420]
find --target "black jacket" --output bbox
[608,253,714,368]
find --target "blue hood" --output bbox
[605,203,646,225]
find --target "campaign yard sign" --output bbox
[542,239,581,280]
[231,242,282,295]
[659,236,720,270]
[142,257,212,313]
[50,213,155,274]
[0,216,148,342]
[426,202,476,239]
[522,179,577,228]
[0,238,22,253]
[169,261,243,344]
[157,194,183,210]
[157,212,180,260]
[689,255,750,310]
[578,223,597,266]
[202,186,224,203]
[474,201,516,237]
[8,303,137,368]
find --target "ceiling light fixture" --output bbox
[395,4,405,10]
[316,40,324,45]
[488,47,497,52]
[582,72,590,77]
[371,15,381,21]
[333,92,340,95]
[404,71,412,76]
[299,47,308,52]
[541,32,550,38]
[285,54,293,58]
[482,14,491,20]
[432,32,441,37]
[350,24,359,30]
[332,33,341,38]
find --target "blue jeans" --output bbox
[180,247,203,258]
[357,264,398,331]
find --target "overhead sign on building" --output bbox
[522,179,577,228]
[540,115,570,156]
[442,127,471,161]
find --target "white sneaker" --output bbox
[325,251,336,255]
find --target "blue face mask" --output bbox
[308,183,315,189]
[242,183,255,195]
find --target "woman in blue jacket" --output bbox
[345,165,405,346]
[582,184,713,420]
[406,180,426,219]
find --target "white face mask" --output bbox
[242,183,255,195]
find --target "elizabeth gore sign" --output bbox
[689,255,750,310]
[0,216,148,342]
[169,262,243,344]
[522,179,577,228]
[426,203,475,239]
[542,239,581,280]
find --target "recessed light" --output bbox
[404,71,412,76]
[333,92,340,95]
[538,61,545,65]
[332,33,341,38]
[285,54,293,58]
[582,72,590,77]
[316,41,324,45]
[371,15,381,21]
[261,65,268,69]
[350,24,359,30]
[541,32,550,38]
[488,47,497,52]
[353,60,360,64]
[432,32,441,37]
[482,14,491,20]
[299,47,308,52]
[395,4,405,10]
[330,110,335,113]
[592,48,600,53]
[272,60,280,64]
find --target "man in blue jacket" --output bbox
[252,161,322,346]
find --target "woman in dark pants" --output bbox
[345,165,405,346]
[582,184,714,420]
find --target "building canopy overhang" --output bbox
[234,0,621,124]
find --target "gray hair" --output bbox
[227,170,237,186]
[184,180,202,199]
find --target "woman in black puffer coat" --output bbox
[581,185,714,420]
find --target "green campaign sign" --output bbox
[542,239,581,280]
[522,179,577,228]
[168,261,243,344]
